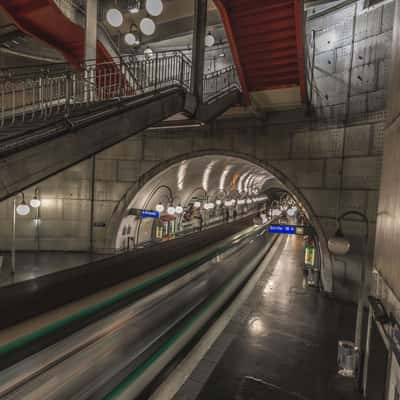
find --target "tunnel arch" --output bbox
[104,150,334,293]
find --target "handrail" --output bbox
[0,52,240,129]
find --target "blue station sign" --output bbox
[268,224,313,235]
[141,210,160,219]
[128,208,160,219]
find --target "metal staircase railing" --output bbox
[0,52,239,128]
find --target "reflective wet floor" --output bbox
[187,236,362,400]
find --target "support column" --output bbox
[188,0,208,111]
[85,0,98,101]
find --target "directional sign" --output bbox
[268,224,314,235]
[128,208,160,219]
[141,210,159,219]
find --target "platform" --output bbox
[174,236,362,400]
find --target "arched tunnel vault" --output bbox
[105,151,333,293]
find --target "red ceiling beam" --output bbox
[232,7,294,28]
[240,47,298,63]
[230,1,294,18]
[294,0,307,102]
[214,0,250,104]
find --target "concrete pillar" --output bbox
[85,0,98,61]
[85,0,98,101]
[190,0,208,101]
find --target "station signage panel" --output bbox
[268,224,312,235]
[128,208,160,219]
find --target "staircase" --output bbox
[0,52,241,201]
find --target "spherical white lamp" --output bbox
[328,236,350,256]
[145,0,163,16]
[140,17,156,36]
[124,32,137,46]
[175,205,184,214]
[194,201,201,208]
[216,199,222,206]
[144,47,153,58]
[106,8,123,28]
[155,203,164,213]
[167,206,176,215]
[16,202,30,216]
[287,207,298,217]
[205,33,215,47]
[30,198,41,208]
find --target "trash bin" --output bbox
[337,340,359,377]
[306,267,320,287]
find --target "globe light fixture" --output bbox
[194,201,201,208]
[16,200,30,216]
[30,198,41,208]
[216,199,222,206]
[155,203,164,213]
[124,33,137,46]
[144,47,153,58]
[205,33,215,47]
[140,17,156,36]
[328,228,351,256]
[145,0,163,16]
[287,207,298,217]
[167,206,176,215]
[175,205,184,214]
[106,8,123,28]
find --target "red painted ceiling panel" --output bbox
[215,0,306,101]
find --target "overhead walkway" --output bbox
[0,53,241,201]
[0,219,275,399]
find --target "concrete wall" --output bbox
[374,0,400,303]
[0,110,385,300]
[307,0,394,120]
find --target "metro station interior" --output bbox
[0,0,399,399]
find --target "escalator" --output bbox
[0,222,278,400]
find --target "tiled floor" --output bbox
[175,236,362,400]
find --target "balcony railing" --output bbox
[0,52,240,128]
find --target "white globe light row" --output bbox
[16,195,41,216]
[106,0,163,40]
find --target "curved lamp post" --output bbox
[328,210,369,376]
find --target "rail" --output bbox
[0,52,239,128]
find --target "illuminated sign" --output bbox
[141,210,159,219]
[268,224,313,235]
[128,208,160,219]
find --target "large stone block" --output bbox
[95,181,131,202]
[95,159,118,181]
[344,124,371,156]
[324,158,342,188]
[302,189,339,217]
[382,2,395,32]
[351,64,377,95]
[310,128,344,158]
[371,122,385,155]
[293,160,325,188]
[144,133,193,161]
[355,6,383,41]
[368,90,386,112]
[98,137,143,161]
[39,198,64,220]
[339,190,368,214]
[343,156,382,189]
[255,128,291,160]
[367,190,379,222]
[63,199,91,221]
[118,160,140,182]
